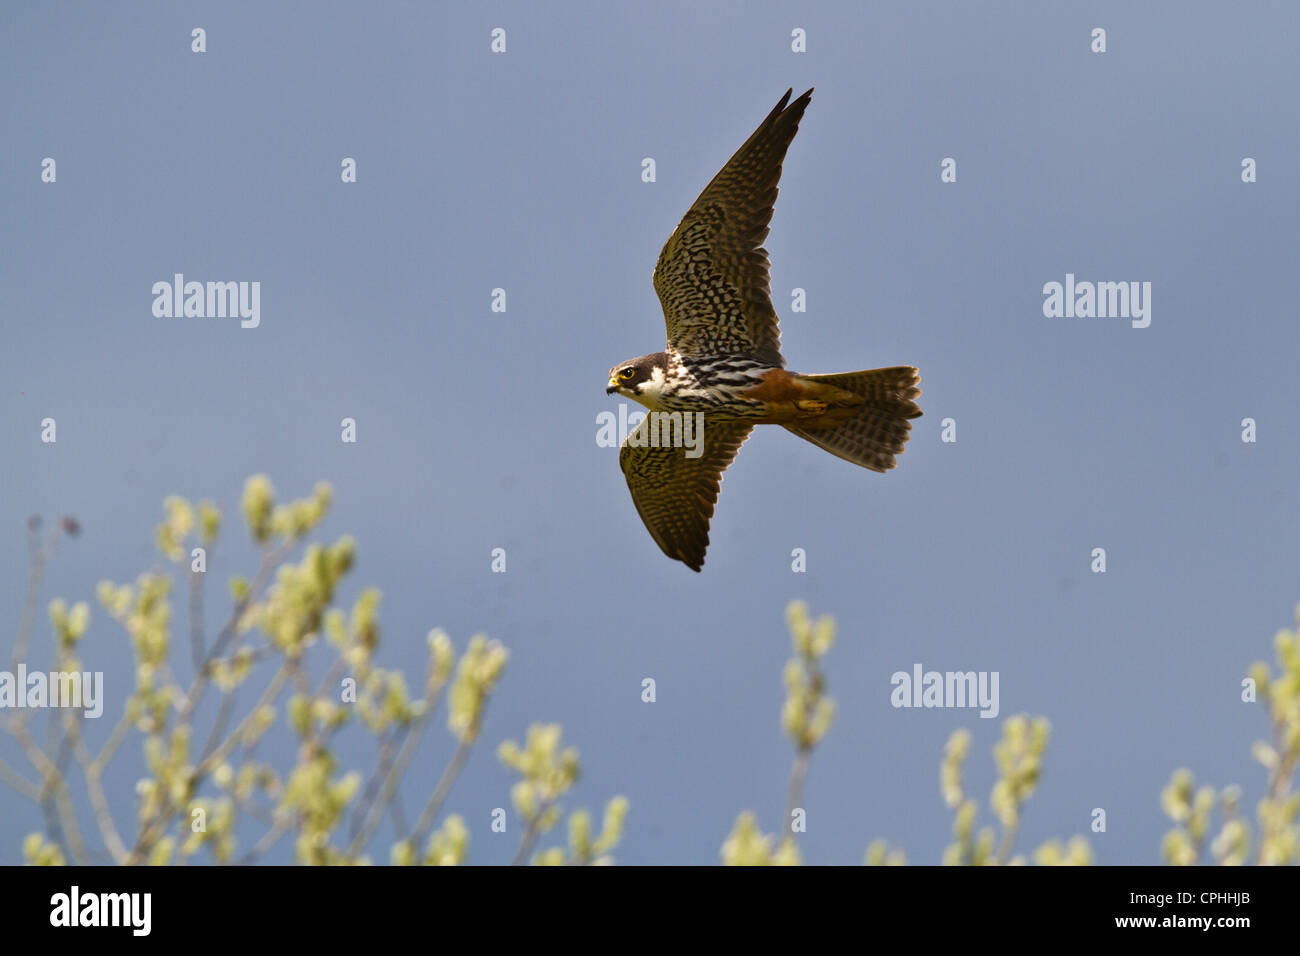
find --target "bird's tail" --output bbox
[784,366,922,472]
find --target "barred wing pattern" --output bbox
[619,418,754,572]
[651,88,813,368]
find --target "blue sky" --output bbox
[3,1,1298,864]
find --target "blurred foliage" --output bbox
[5,477,625,865]
[500,723,628,865]
[9,482,1298,865]
[721,600,836,865]
[721,602,1088,865]
[724,599,1298,866]
[938,718,1091,866]
[1161,606,1300,865]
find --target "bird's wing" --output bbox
[652,88,813,368]
[619,416,754,571]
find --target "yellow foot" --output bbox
[795,399,829,417]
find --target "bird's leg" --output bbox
[794,399,829,417]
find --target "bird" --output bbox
[606,88,922,571]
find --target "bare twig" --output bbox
[0,757,38,800]
[187,562,206,672]
[62,706,129,863]
[510,796,555,867]
[237,813,295,865]
[347,661,450,860]
[179,539,296,722]
[406,736,473,856]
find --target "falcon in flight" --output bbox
[607,88,922,571]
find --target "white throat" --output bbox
[632,365,669,410]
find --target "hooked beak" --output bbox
[606,376,620,395]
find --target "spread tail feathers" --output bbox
[784,366,922,472]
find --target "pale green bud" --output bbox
[241,475,275,544]
[428,629,454,685]
[810,615,835,657]
[569,809,592,859]
[512,780,536,820]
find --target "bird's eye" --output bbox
[620,368,635,380]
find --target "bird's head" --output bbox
[606,352,669,407]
